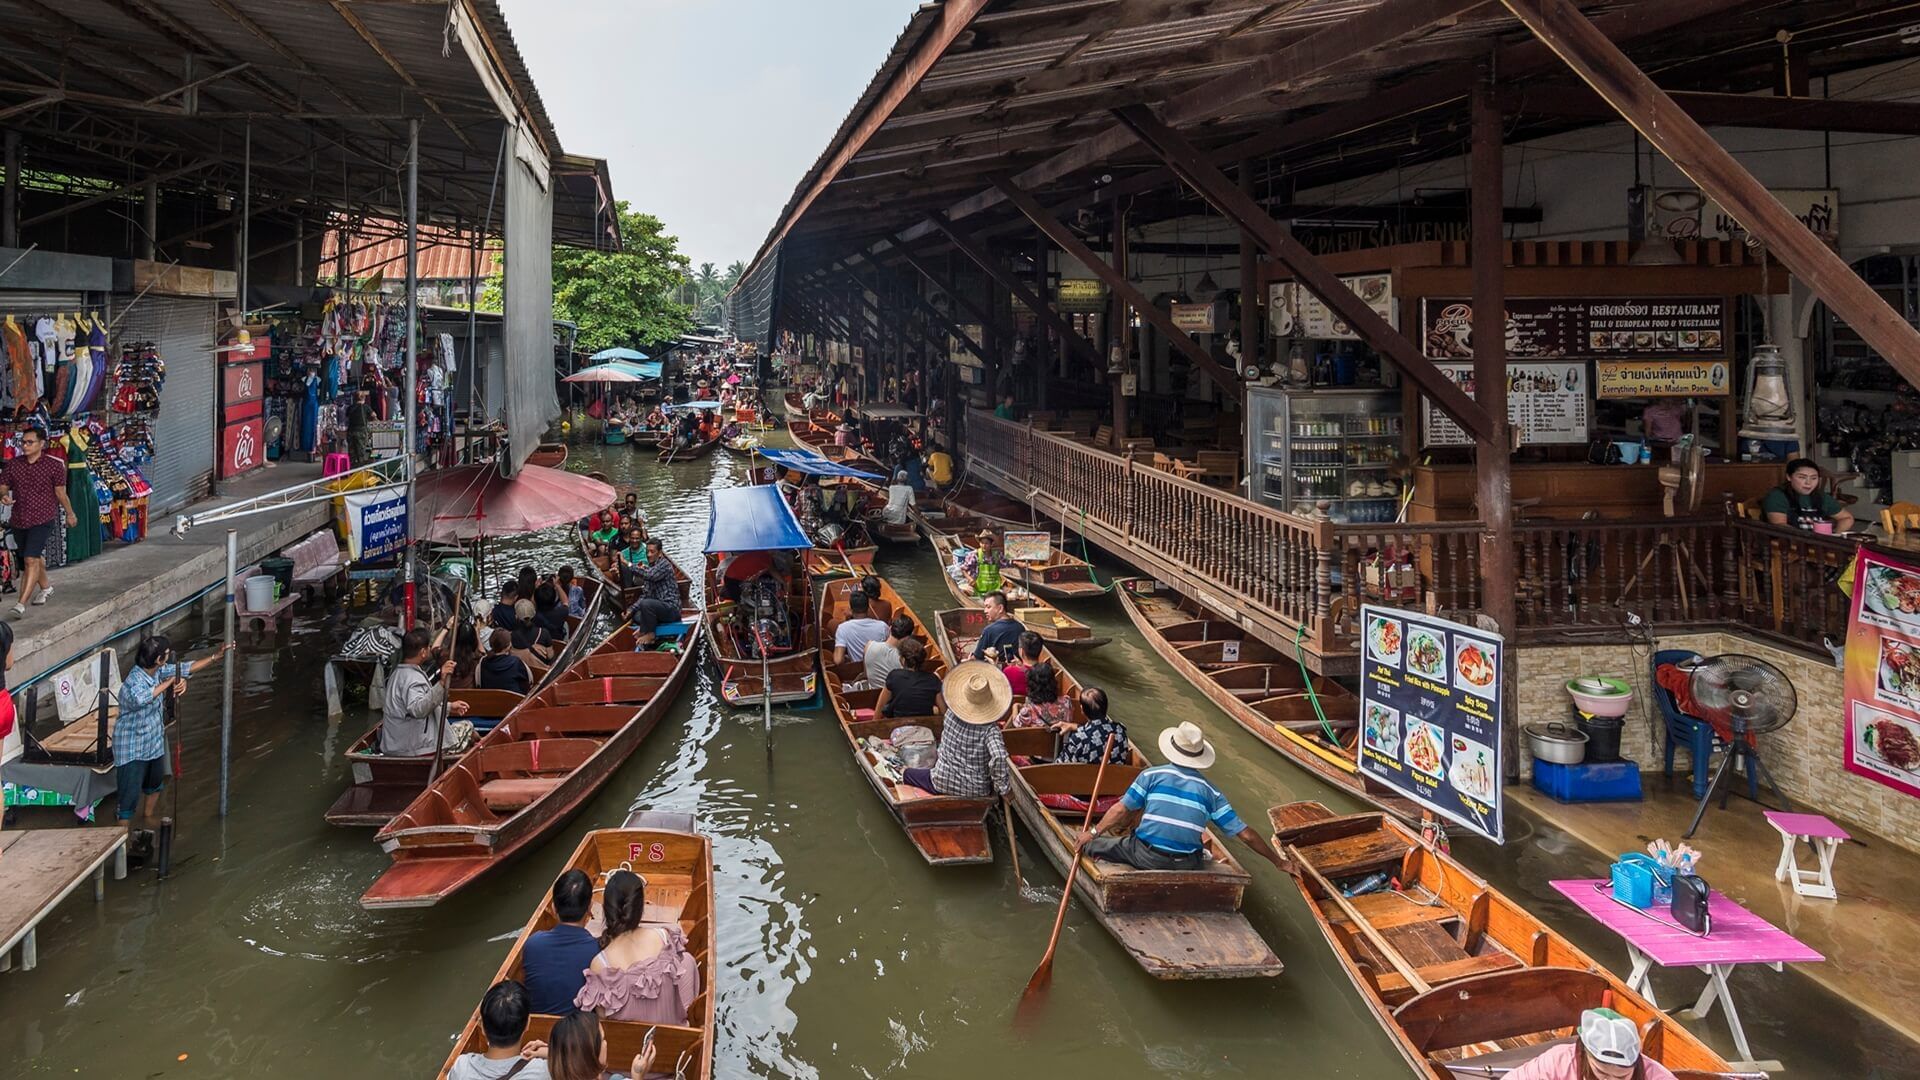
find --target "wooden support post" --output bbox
[1501,0,1920,388]
[847,256,991,368]
[926,211,1103,372]
[1110,195,1130,444]
[1471,67,1519,778]
[1238,158,1259,446]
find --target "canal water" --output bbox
[1,431,1904,1078]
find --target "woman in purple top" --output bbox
[573,869,700,1025]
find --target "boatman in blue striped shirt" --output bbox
[1080,721,1290,873]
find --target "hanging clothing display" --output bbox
[64,429,100,564]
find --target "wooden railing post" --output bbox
[1121,448,1135,542]
[1311,517,1338,654]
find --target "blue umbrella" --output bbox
[590,347,650,362]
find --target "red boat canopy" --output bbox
[414,463,616,542]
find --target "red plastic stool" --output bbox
[321,452,352,478]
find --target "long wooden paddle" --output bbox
[1001,796,1024,893]
[1018,731,1117,1015]
[425,575,468,785]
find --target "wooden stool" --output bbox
[1764,810,1849,900]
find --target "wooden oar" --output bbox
[1017,731,1117,1016]
[425,575,468,785]
[1289,842,1430,994]
[1001,796,1024,893]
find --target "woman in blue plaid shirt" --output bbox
[116,635,231,860]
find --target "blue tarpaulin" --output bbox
[704,485,811,553]
[591,347,650,361]
[757,448,886,481]
[666,399,723,411]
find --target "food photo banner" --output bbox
[1358,605,1505,843]
[1843,549,1920,799]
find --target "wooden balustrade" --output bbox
[962,410,1855,666]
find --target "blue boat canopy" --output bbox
[757,448,886,481]
[704,486,811,553]
[591,346,650,362]
[666,399,724,411]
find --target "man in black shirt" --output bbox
[972,590,1024,662]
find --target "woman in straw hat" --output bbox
[1079,721,1291,874]
[898,661,1013,798]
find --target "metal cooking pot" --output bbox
[1525,721,1588,765]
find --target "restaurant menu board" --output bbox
[1843,549,1920,800]
[1421,298,1727,360]
[1359,605,1505,843]
[1269,274,1395,341]
[1422,361,1591,447]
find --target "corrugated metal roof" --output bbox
[320,226,503,282]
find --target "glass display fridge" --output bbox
[1245,386,1404,522]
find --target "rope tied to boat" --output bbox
[1292,624,1342,746]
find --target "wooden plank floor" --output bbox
[0,827,127,971]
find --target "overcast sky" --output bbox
[500,0,922,271]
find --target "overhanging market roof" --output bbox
[704,486,811,554]
[0,0,617,248]
[757,449,886,481]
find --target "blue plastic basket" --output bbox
[1609,853,1667,909]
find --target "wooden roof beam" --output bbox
[842,254,994,367]
[1512,85,1920,135]
[328,0,480,152]
[926,210,1103,370]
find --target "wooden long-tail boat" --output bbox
[782,391,838,426]
[527,442,568,469]
[703,553,819,706]
[1116,577,1419,823]
[324,576,609,828]
[657,431,721,462]
[943,483,1037,530]
[576,527,694,615]
[1269,801,1736,1079]
[939,526,1100,601]
[926,533,1110,651]
[358,621,701,909]
[435,809,716,1080]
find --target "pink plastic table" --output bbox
[1552,878,1823,1071]
[1763,811,1850,900]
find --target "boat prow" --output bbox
[1099,911,1286,980]
[359,854,498,910]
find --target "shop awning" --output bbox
[592,347,651,362]
[415,464,615,542]
[757,448,886,482]
[704,486,810,553]
[564,360,662,383]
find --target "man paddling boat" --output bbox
[1080,722,1289,873]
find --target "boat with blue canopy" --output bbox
[701,486,819,707]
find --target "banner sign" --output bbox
[1270,273,1394,340]
[1170,302,1220,334]
[1844,549,1920,799]
[344,487,409,561]
[1595,360,1731,399]
[1056,278,1106,314]
[1422,361,1590,447]
[219,417,263,479]
[222,361,264,406]
[1653,187,1839,249]
[1359,604,1505,843]
[1422,297,1727,360]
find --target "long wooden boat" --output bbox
[1269,801,1735,1079]
[944,483,1037,530]
[576,526,694,615]
[1116,577,1419,823]
[850,479,920,545]
[940,527,1101,601]
[527,442,568,469]
[324,577,610,828]
[657,431,721,462]
[703,553,819,706]
[926,533,1111,651]
[359,620,701,909]
[435,809,716,1079]
[782,391,838,426]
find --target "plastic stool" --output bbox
[1765,810,1849,900]
[321,452,352,478]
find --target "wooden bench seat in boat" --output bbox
[1344,890,1458,930]
[472,737,599,776]
[577,650,684,679]
[481,777,565,811]
[510,706,632,740]
[458,689,525,722]
[1392,967,1612,1055]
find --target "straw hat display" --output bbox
[943,660,1012,725]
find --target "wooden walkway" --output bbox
[0,827,127,972]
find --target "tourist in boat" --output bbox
[532,582,570,644]
[1008,661,1073,730]
[863,614,915,688]
[880,471,914,526]
[520,870,600,1016]
[1503,1008,1680,1080]
[489,582,523,633]
[1000,632,1043,697]
[971,591,1024,662]
[380,628,472,756]
[114,635,231,855]
[901,446,926,492]
[626,539,683,647]
[449,622,483,691]
[620,493,644,533]
[478,629,532,694]
[574,868,701,1025]
[588,509,622,557]
[1079,721,1289,873]
[898,661,1011,794]
[517,565,540,606]
[832,588,889,664]
[448,980,550,1080]
[557,566,586,618]
[1054,687,1130,766]
[533,1009,654,1080]
[616,528,650,574]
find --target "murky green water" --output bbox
[1,430,1903,1078]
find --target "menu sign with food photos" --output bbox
[1843,549,1920,799]
[1359,605,1505,843]
[1421,297,1727,360]
[1422,361,1591,447]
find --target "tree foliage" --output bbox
[479,201,696,352]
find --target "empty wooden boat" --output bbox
[943,483,1037,530]
[703,553,819,706]
[939,527,1101,601]
[1117,578,1418,823]
[1270,801,1735,1079]
[359,622,701,909]
[436,809,716,1080]
[527,442,568,469]
[927,534,1111,651]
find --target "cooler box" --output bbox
[1531,759,1643,803]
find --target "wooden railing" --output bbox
[961,410,1855,667]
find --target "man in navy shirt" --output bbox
[971,591,1024,662]
[520,869,600,1015]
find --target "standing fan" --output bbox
[263,415,284,461]
[1682,652,1796,837]
[1617,444,1711,617]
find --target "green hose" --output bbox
[1295,624,1342,746]
[1075,506,1111,592]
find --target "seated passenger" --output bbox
[447,979,550,1080]
[478,629,532,695]
[520,870,600,1016]
[574,869,701,1025]
[537,1009,653,1080]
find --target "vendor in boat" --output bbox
[899,661,1013,796]
[574,868,701,1025]
[925,446,954,491]
[1079,722,1289,873]
[972,590,1024,662]
[626,539,683,647]
[1763,458,1854,533]
[958,533,1005,597]
[380,628,472,756]
[1503,1008,1679,1080]
[880,471,914,526]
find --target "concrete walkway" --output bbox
[11,460,332,688]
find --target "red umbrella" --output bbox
[413,463,616,542]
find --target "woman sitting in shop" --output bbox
[1762,458,1854,533]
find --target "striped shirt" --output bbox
[1121,764,1247,855]
[113,663,189,766]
